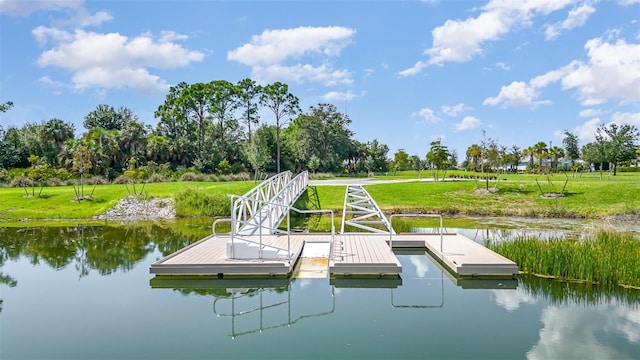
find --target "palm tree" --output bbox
[549,146,565,171]
[532,141,549,169]
[521,146,534,168]
[466,144,482,171]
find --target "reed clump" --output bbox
[488,230,640,289]
[174,187,230,217]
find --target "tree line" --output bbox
[1,81,639,187]
[0,81,391,185]
[419,126,639,179]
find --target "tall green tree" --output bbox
[393,149,410,173]
[237,78,262,143]
[597,123,639,175]
[84,104,136,131]
[243,124,275,178]
[364,139,389,174]
[41,118,75,167]
[465,144,482,171]
[0,127,29,168]
[210,80,240,155]
[261,82,300,173]
[291,103,353,172]
[426,139,451,181]
[549,146,565,171]
[155,82,213,157]
[581,142,607,176]
[531,141,549,170]
[562,130,580,166]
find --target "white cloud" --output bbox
[252,63,352,86]
[574,117,601,141]
[228,26,355,85]
[398,60,427,77]
[34,28,204,94]
[454,116,481,131]
[491,288,536,312]
[561,38,640,105]
[320,90,360,102]
[486,35,640,109]
[0,0,82,16]
[483,81,552,108]
[495,62,511,71]
[400,0,577,75]
[413,107,441,123]
[545,4,595,40]
[441,103,472,117]
[579,108,603,117]
[527,304,637,360]
[610,111,640,127]
[38,76,65,94]
[409,255,429,278]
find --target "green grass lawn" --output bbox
[366,172,640,218]
[1,172,638,221]
[0,181,256,220]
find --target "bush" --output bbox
[148,173,165,183]
[618,166,640,173]
[174,187,231,216]
[226,172,250,182]
[88,175,109,185]
[10,175,32,188]
[113,175,129,184]
[0,169,10,184]
[180,172,201,182]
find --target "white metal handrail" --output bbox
[341,185,394,234]
[234,171,308,236]
[389,214,444,252]
[215,205,334,260]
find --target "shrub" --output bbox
[174,187,231,216]
[180,172,200,182]
[148,173,165,183]
[618,166,640,173]
[10,175,32,188]
[113,175,129,184]
[88,175,109,185]
[226,172,250,182]
[0,169,10,184]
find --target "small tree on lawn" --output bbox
[123,157,148,196]
[26,155,53,197]
[71,145,92,200]
[426,140,451,182]
[308,154,320,174]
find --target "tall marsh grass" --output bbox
[488,230,640,288]
[174,187,231,217]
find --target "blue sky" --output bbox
[1,0,639,159]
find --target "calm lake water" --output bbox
[1,221,639,359]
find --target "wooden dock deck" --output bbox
[150,232,517,278]
[390,233,519,277]
[150,234,307,276]
[330,234,402,276]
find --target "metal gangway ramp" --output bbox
[233,171,308,236]
[340,185,395,234]
[223,171,310,259]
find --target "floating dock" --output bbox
[149,170,518,280]
[150,232,517,278]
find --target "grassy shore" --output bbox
[308,171,640,219]
[0,172,638,222]
[0,181,255,221]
